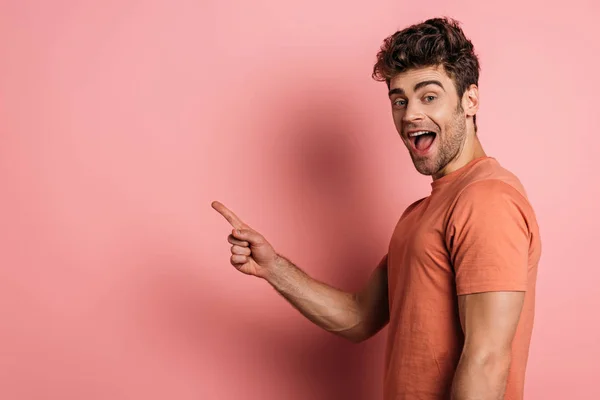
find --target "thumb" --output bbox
[232,228,265,245]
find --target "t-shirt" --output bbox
[383,156,542,400]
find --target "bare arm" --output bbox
[267,254,389,343]
[212,201,389,343]
[451,291,525,399]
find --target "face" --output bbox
[388,65,477,178]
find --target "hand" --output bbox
[211,201,280,279]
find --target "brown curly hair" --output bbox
[372,17,480,131]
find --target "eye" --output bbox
[424,95,436,103]
[392,98,407,108]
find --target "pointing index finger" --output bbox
[211,201,245,229]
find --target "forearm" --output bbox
[264,255,365,342]
[450,350,511,400]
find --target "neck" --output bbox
[432,132,487,180]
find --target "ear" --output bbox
[463,84,480,117]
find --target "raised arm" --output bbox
[269,253,389,343]
[212,201,389,343]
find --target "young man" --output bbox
[212,17,541,400]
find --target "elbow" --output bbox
[337,321,373,344]
[346,331,369,344]
[343,293,387,344]
[343,318,386,343]
[336,324,370,343]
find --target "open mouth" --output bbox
[408,131,437,153]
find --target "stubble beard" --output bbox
[411,109,467,176]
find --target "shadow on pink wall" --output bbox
[128,88,398,398]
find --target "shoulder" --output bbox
[453,178,534,218]
[466,157,525,186]
[448,178,537,239]
[453,158,533,209]
[457,179,528,206]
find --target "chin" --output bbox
[414,165,438,176]
[411,156,440,176]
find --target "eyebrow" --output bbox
[388,80,446,97]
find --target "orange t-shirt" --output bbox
[384,156,541,400]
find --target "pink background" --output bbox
[1,1,598,399]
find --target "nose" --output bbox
[402,102,425,125]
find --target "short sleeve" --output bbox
[447,180,531,296]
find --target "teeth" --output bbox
[409,131,431,137]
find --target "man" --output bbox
[212,17,541,400]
